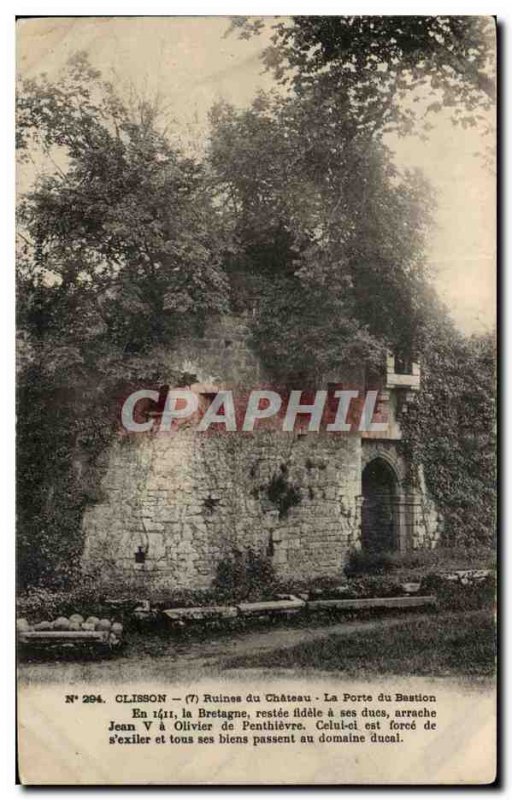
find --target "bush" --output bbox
[16,580,127,623]
[422,572,496,611]
[213,547,277,602]
[344,546,496,580]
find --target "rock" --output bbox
[163,606,237,622]
[33,621,52,631]
[53,617,71,631]
[401,582,421,594]
[237,598,306,615]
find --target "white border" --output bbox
[2,3,506,797]
[4,2,505,13]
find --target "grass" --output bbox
[225,608,496,678]
[344,545,496,581]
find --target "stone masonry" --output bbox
[81,315,442,595]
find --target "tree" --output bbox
[226,16,496,547]
[16,54,230,586]
[208,92,434,381]
[230,16,496,138]
[18,52,229,354]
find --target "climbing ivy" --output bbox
[399,314,496,549]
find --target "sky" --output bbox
[17,16,496,334]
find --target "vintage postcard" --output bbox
[16,15,497,785]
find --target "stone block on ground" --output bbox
[162,606,238,622]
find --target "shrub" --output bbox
[422,572,496,611]
[16,575,137,623]
[213,547,277,602]
[344,546,496,579]
[266,474,302,519]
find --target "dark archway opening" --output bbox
[361,458,397,554]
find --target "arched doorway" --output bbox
[361,458,397,554]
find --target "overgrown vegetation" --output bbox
[345,545,496,579]
[266,472,302,519]
[231,16,495,140]
[16,21,496,590]
[208,94,432,381]
[17,54,223,588]
[226,608,496,676]
[400,320,496,548]
[213,547,277,602]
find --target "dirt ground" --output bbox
[17,609,492,685]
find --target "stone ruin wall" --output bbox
[81,429,362,595]
[80,314,442,596]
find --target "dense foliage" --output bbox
[208,94,433,380]
[400,311,496,548]
[17,54,221,586]
[231,16,496,138]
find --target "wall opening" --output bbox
[361,458,398,554]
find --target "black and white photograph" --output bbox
[14,13,497,785]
